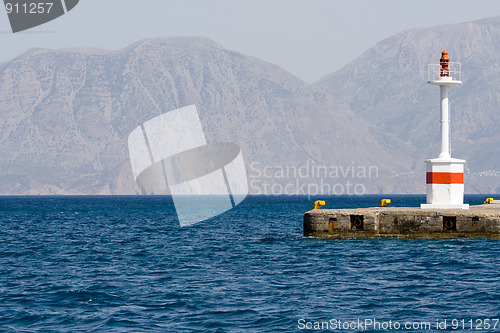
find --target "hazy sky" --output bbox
[0,0,499,82]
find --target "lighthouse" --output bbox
[303,50,500,239]
[421,51,469,210]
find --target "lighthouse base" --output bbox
[303,204,500,239]
[421,203,469,209]
[421,158,468,210]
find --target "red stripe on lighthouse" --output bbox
[426,172,464,184]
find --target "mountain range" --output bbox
[1,16,500,194]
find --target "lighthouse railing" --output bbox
[427,62,461,82]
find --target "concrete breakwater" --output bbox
[304,203,500,239]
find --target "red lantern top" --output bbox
[440,50,450,77]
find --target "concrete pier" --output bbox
[304,203,500,239]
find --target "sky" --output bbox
[0,0,499,83]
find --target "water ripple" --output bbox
[0,195,498,332]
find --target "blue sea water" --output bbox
[0,195,498,332]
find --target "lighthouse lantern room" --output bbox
[421,51,469,210]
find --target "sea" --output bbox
[0,195,498,332]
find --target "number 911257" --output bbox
[5,2,54,14]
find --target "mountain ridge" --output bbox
[1,18,500,195]
[315,15,500,193]
[0,36,408,195]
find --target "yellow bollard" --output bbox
[485,198,494,204]
[381,199,391,207]
[314,200,325,209]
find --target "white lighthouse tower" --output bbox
[421,50,469,210]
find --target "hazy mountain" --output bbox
[0,37,407,195]
[315,16,500,193]
[2,16,500,195]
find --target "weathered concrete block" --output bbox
[304,204,500,239]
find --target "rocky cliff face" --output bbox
[315,16,500,193]
[2,17,500,195]
[0,37,407,195]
